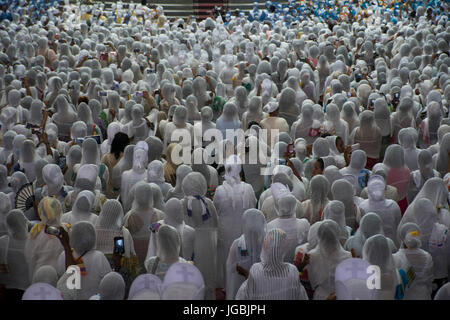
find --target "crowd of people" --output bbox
[0,0,449,300]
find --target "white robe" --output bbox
[213,182,256,288]
[267,217,310,263]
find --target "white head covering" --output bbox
[99,272,125,300]
[322,200,349,243]
[362,234,398,300]
[435,283,450,300]
[307,220,351,300]
[161,262,205,300]
[335,258,378,300]
[42,164,64,197]
[22,283,63,300]
[128,274,162,300]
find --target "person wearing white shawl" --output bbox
[236,228,308,300]
[418,101,443,149]
[339,150,368,196]
[433,132,450,177]
[63,145,82,186]
[127,273,162,300]
[292,104,321,145]
[40,164,68,206]
[111,144,134,196]
[307,220,352,300]
[324,104,349,145]
[73,137,109,194]
[22,283,63,300]
[428,125,450,156]
[345,212,397,258]
[410,197,449,295]
[390,97,416,144]
[61,190,98,226]
[341,101,360,134]
[25,197,65,283]
[407,149,441,204]
[302,175,330,224]
[326,136,348,169]
[55,221,112,300]
[260,178,304,222]
[393,222,434,300]
[121,141,148,212]
[63,163,106,215]
[52,94,77,141]
[267,194,310,263]
[241,96,267,130]
[216,102,242,141]
[225,209,266,300]
[123,182,164,267]
[90,271,126,300]
[214,155,256,288]
[144,224,186,281]
[161,262,206,300]
[193,106,216,148]
[322,200,352,245]
[0,210,29,292]
[363,234,407,300]
[334,258,378,300]
[0,130,16,165]
[349,110,382,169]
[434,283,450,300]
[166,165,193,201]
[0,192,11,237]
[181,172,218,299]
[398,127,420,171]
[100,122,122,157]
[359,174,402,246]
[147,198,194,264]
[94,199,137,290]
[147,160,172,201]
[163,105,193,153]
[32,265,58,288]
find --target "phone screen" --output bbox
[87,135,102,144]
[45,225,60,236]
[58,156,66,169]
[114,237,125,254]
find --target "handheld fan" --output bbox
[15,183,35,212]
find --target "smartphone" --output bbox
[58,156,66,169]
[45,225,61,236]
[351,143,360,151]
[75,137,85,144]
[85,135,101,144]
[99,91,107,97]
[114,236,125,254]
[136,91,144,97]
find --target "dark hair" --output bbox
[78,96,89,104]
[335,136,343,145]
[110,132,130,160]
[317,158,325,171]
[247,121,260,130]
